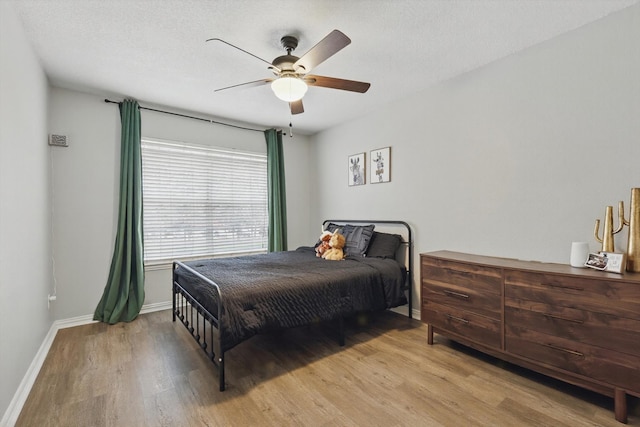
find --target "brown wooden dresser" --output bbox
[421,250,640,423]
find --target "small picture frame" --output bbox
[348,152,365,186]
[599,251,626,274]
[585,253,608,270]
[370,146,390,183]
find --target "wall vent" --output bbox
[48,134,68,147]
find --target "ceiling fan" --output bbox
[206,30,371,115]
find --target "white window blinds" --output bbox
[141,138,268,264]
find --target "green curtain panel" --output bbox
[94,100,145,323]
[265,129,288,252]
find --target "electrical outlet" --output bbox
[48,294,56,309]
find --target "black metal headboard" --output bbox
[322,220,413,319]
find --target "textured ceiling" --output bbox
[9,0,639,135]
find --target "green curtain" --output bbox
[94,100,145,323]
[264,129,288,252]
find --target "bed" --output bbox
[172,220,413,391]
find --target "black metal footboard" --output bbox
[172,261,226,391]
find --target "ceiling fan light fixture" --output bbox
[271,76,308,102]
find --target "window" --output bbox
[141,138,268,265]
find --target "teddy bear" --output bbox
[322,232,346,261]
[315,230,333,257]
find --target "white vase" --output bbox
[570,242,590,268]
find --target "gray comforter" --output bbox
[174,246,407,352]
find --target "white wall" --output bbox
[311,4,640,313]
[48,88,314,320]
[0,2,52,420]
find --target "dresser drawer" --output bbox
[422,257,502,319]
[422,283,501,320]
[506,326,640,393]
[422,300,501,348]
[505,270,640,321]
[505,302,640,357]
[422,257,502,295]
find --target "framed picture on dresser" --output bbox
[599,251,626,273]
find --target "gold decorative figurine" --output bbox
[622,188,640,272]
[594,202,625,252]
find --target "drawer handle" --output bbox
[446,314,469,325]
[543,343,584,358]
[543,313,584,324]
[443,289,470,299]
[542,283,584,292]
[444,269,473,279]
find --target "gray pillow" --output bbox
[366,232,402,259]
[325,223,375,257]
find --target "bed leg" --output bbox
[338,317,345,347]
[171,264,177,322]
[172,290,176,322]
[218,355,226,391]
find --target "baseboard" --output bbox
[0,300,173,427]
[0,322,57,427]
[54,300,172,330]
[139,300,172,315]
[389,305,421,320]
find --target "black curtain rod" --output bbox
[104,99,274,134]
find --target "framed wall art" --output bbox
[348,152,365,186]
[370,147,390,183]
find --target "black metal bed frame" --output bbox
[172,219,413,391]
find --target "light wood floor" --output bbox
[17,310,638,427]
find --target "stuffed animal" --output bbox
[315,230,333,257]
[322,232,346,261]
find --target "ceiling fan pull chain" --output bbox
[289,121,293,138]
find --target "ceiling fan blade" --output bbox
[304,75,370,93]
[293,30,351,74]
[206,38,280,72]
[214,78,272,93]
[290,99,304,115]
